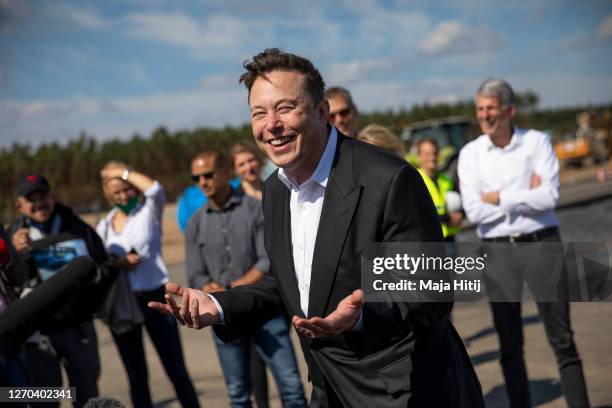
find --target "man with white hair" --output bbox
[458,78,589,408]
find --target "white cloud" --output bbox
[46,4,107,29]
[325,58,401,84]
[419,20,503,56]
[124,12,249,60]
[597,14,612,39]
[342,1,431,53]
[0,83,251,147]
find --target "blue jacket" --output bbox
[176,178,241,232]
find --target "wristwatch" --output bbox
[121,169,130,181]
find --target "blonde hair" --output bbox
[229,140,264,168]
[100,160,134,204]
[358,124,405,157]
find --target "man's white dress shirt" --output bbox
[277,128,337,316]
[458,127,560,238]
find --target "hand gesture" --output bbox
[292,289,363,338]
[11,228,30,253]
[148,282,220,329]
[100,166,126,181]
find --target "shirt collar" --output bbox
[484,126,523,151]
[278,126,337,191]
[204,186,243,212]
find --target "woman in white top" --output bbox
[97,162,199,408]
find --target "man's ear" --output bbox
[318,99,330,125]
[509,106,517,119]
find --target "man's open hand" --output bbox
[148,282,220,329]
[292,289,363,338]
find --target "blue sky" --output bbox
[1,0,611,147]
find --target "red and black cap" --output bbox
[16,174,51,197]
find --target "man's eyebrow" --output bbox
[251,97,300,111]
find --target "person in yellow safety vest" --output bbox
[416,138,463,241]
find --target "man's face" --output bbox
[476,95,516,139]
[192,156,230,199]
[417,141,438,174]
[16,190,55,223]
[328,95,357,137]
[249,70,329,183]
[233,152,260,183]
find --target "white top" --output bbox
[277,127,337,316]
[96,181,169,291]
[458,127,560,238]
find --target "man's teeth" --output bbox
[270,136,292,146]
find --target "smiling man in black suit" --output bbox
[150,48,483,408]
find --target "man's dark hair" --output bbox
[239,48,325,105]
[325,86,355,107]
[193,148,229,170]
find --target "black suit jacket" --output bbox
[213,134,483,407]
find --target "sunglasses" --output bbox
[191,171,215,182]
[329,106,352,122]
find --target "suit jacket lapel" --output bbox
[267,179,304,317]
[308,135,360,318]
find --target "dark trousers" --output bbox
[112,286,199,408]
[485,231,589,408]
[24,320,100,408]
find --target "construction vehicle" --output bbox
[555,112,609,167]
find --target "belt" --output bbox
[482,227,559,243]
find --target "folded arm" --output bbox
[499,135,560,214]
[458,149,506,225]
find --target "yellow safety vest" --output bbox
[417,168,460,238]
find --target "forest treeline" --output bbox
[1,92,610,220]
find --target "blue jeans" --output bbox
[214,315,307,408]
[112,286,200,408]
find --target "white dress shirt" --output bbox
[97,181,169,291]
[278,127,337,316]
[458,127,560,238]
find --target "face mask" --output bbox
[115,196,138,214]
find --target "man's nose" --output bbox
[265,112,282,132]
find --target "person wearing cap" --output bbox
[10,173,108,407]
